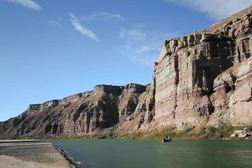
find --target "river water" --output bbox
[52,139,252,168]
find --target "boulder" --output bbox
[230,128,251,138]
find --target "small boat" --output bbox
[162,136,172,143]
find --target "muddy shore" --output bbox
[0,140,78,168]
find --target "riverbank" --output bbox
[115,126,252,140]
[7,126,252,141]
[0,140,78,168]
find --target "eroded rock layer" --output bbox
[152,5,252,129]
[0,84,148,138]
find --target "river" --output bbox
[52,139,252,168]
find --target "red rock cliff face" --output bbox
[151,5,252,129]
[0,84,147,138]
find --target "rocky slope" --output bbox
[0,84,148,138]
[0,6,252,138]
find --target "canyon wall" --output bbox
[0,6,252,138]
[151,6,252,129]
[119,5,252,131]
[0,84,149,138]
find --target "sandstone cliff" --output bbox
[0,6,252,138]
[118,5,252,132]
[0,84,148,138]
[150,5,252,130]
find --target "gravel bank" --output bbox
[0,141,76,168]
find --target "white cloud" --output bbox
[120,28,177,66]
[7,0,42,10]
[48,21,62,28]
[69,13,100,41]
[165,0,252,20]
[81,12,124,21]
[120,29,147,41]
[121,43,159,66]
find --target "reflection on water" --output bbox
[53,140,252,168]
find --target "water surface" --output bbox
[53,139,252,168]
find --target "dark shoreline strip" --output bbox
[0,139,40,143]
[53,144,81,168]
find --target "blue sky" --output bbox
[0,0,251,121]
